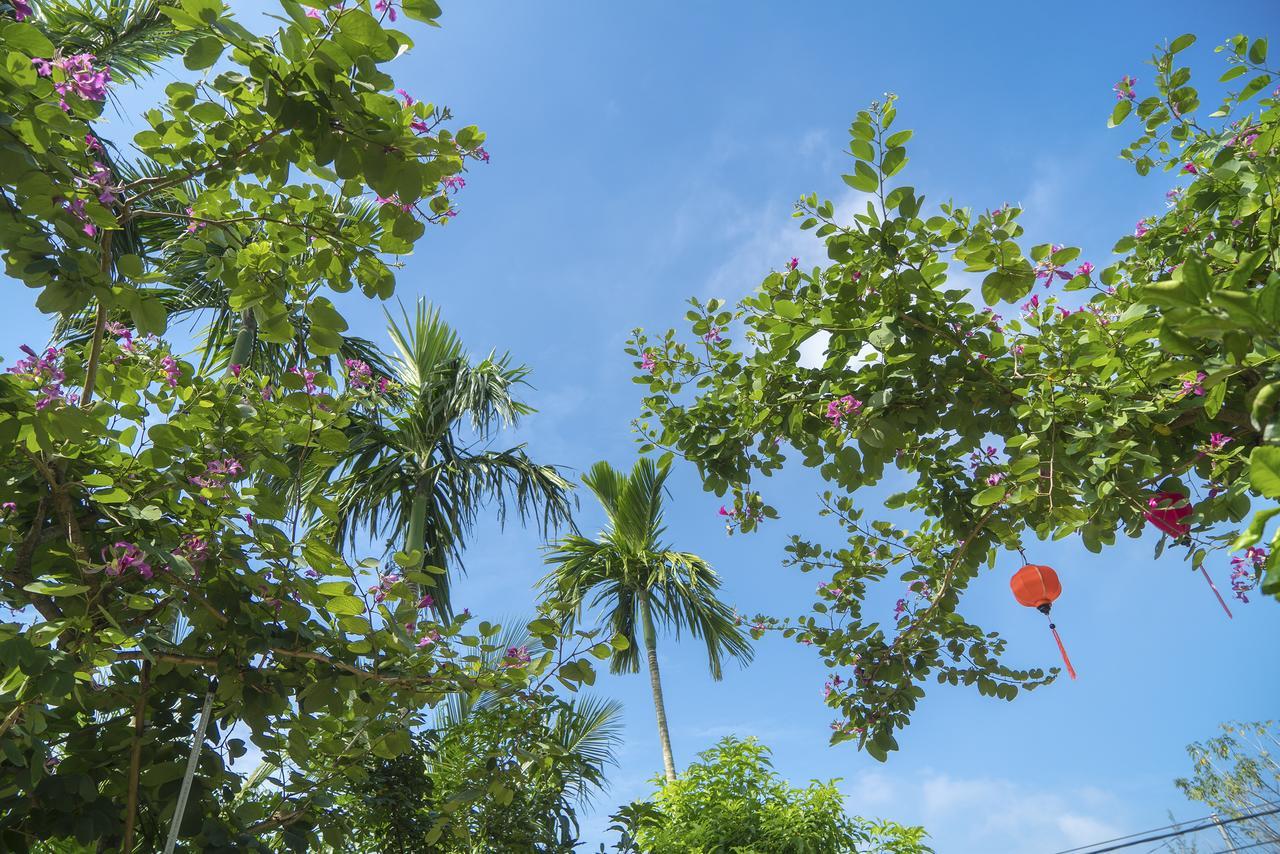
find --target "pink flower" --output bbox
[31,57,52,76]
[1113,75,1137,101]
[184,207,207,233]
[1229,547,1266,603]
[824,395,863,428]
[374,0,396,19]
[305,7,322,18]
[640,351,656,372]
[417,594,434,609]
[703,326,722,343]
[1135,219,1151,238]
[416,630,440,649]
[410,118,430,134]
[1180,371,1207,398]
[1182,162,1199,174]
[103,541,153,580]
[288,366,318,394]
[985,472,1004,486]
[1208,432,1232,452]
[396,88,415,107]
[719,505,735,517]
[159,354,180,388]
[344,358,372,388]
[1,501,16,515]
[230,363,242,377]
[473,147,490,163]
[504,646,531,667]
[13,0,32,21]
[1075,261,1094,277]
[63,198,96,237]
[443,175,466,193]
[1020,294,1040,315]
[787,257,799,271]
[377,376,391,394]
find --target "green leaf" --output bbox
[23,581,90,597]
[1249,447,1280,498]
[1108,100,1132,128]
[401,0,443,24]
[1170,33,1196,54]
[843,160,879,193]
[183,36,225,70]
[1230,508,1280,550]
[325,596,366,616]
[972,486,1006,506]
[1248,38,1268,65]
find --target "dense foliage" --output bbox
[630,34,1278,759]
[1174,720,1280,849]
[0,0,615,849]
[611,736,931,854]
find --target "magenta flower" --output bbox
[473,147,490,162]
[374,0,396,19]
[719,505,735,517]
[63,198,96,237]
[1208,432,1232,452]
[1229,547,1266,603]
[824,394,863,428]
[416,630,440,649]
[1020,294,1040,315]
[640,351,657,372]
[184,206,207,233]
[288,365,318,394]
[159,354,180,388]
[1135,219,1151,238]
[1113,75,1137,101]
[31,57,52,76]
[396,88,415,107]
[51,53,112,109]
[377,376,391,394]
[985,472,1004,486]
[1,501,16,516]
[305,7,322,18]
[504,646,531,667]
[260,383,274,401]
[410,118,430,134]
[103,541,153,580]
[1180,371,1207,398]
[417,593,434,610]
[787,257,799,271]
[1182,162,1199,175]
[343,358,372,388]
[230,363,242,377]
[13,0,32,21]
[1075,261,1094,277]
[703,326,722,343]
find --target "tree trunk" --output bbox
[640,592,677,782]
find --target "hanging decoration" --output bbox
[1143,491,1232,618]
[1010,563,1077,680]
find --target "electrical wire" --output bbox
[1049,804,1280,854]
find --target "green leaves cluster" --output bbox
[630,37,1280,760]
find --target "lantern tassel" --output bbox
[1198,566,1233,619]
[1048,622,1077,680]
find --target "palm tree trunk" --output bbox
[405,479,428,571]
[640,592,677,782]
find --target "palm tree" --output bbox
[540,458,753,782]
[325,299,574,617]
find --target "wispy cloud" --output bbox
[844,769,1129,854]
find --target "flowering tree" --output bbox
[0,1,613,849]
[630,34,1278,760]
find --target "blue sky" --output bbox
[5,2,1279,851]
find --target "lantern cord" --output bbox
[1198,566,1233,619]
[1048,622,1077,680]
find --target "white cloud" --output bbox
[844,770,1128,854]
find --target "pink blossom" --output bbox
[1229,547,1266,603]
[103,541,153,580]
[825,394,863,429]
[640,351,657,372]
[504,645,531,667]
[31,57,52,76]
[184,207,207,233]
[160,354,180,388]
[1020,294,1040,315]
[416,630,440,649]
[344,358,372,388]
[13,0,32,21]
[985,472,1004,486]
[374,0,396,19]
[230,363,242,377]
[1182,162,1199,175]
[305,7,322,18]
[417,594,434,609]
[1180,371,1207,398]
[1,501,16,515]
[787,257,799,271]
[288,366,318,394]
[443,175,466,193]
[1208,432,1232,452]
[473,147,490,163]
[1075,261,1094,277]
[396,88,415,106]
[1113,75,1137,101]
[63,198,96,237]
[377,376,391,394]
[703,326,722,343]
[1135,219,1151,238]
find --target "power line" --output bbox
[1053,803,1280,854]
[1208,838,1280,854]
[1050,804,1280,854]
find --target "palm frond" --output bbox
[34,0,198,84]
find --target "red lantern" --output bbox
[1010,564,1076,680]
[1145,491,1192,539]
[1143,491,1233,619]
